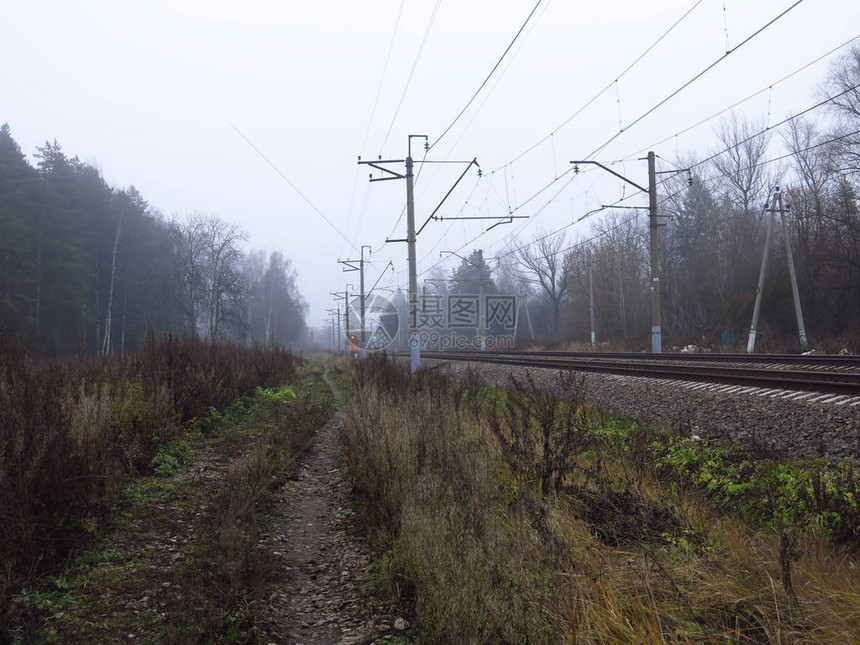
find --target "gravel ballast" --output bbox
[420,358,860,463]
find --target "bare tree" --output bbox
[243,249,308,347]
[515,231,569,340]
[824,45,860,177]
[201,215,247,342]
[493,252,525,296]
[170,213,208,335]
[711,114,774,213]
[261,251,306,346]
[171,212,247,341]
[783,118,836,218]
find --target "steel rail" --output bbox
[396,351,860,396]
[423,349,860,367]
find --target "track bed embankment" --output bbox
[421,357,860,462]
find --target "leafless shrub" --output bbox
[344,358,572,642]
[490,370,594,494]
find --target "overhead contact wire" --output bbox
[495,0,706,172]
[359,0,407,156]
[629,33,860,158]
[379,0,443,153]
[585,0,807,159]
[429,0,545,149]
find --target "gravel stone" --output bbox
[421,358,860,463]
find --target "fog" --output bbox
[2,0,858,331]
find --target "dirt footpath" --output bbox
[259,372,408,645]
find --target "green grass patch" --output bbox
[650,436,860,543]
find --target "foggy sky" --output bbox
[2,0,858,330]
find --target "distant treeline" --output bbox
[0,125,307,355]
[457,47,860,352]
[558,47,860,351]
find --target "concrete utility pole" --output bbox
[405,151,420,371]
[747,193,776,353]
[356,135,427,372]
[358,136,484,371]
[521,291,535,339]
[647,151,662,353]
[326,309,340,352]
[777,189,808,351]
[338,249,370,355]
[747,188,808,353]
[360,245,370,349]
[325,318,334,352]
[588,265,596,347]
[344,285,352,350]
[330,289,352,353]
[570,153,662,352]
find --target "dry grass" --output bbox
[0,334,299,627]
[343,356,860,644]
[165,380,332,642]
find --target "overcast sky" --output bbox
[2,0,858,330]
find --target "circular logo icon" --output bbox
[344,293,399,351]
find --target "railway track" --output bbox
[403,350,860,398]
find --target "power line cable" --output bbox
[630,33,860,158]
[424,188,645,280]
[419,167,611,277]
[421,1,805,283]
[483,160,613,250]
[379,0,443,153]
[353,180,374,244]
[429,0,545,149]
[584,0,806,159]
[423,0,551,178]
[522,211,644,263]
[467,0,809,265]
[690,83,860,171]
[335,166,364,291]
[659,126,860,207]
[640,76,860,202]
[493,194,645,262]
[418,160,612,277]
[359,0,407,156]
[418,173,485,265]
[376,146,430,248]
[488,111,860,283]
[399,0,551,222]
[494,0,706,173]
[421,4,835,289]
[228,121,359,253]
